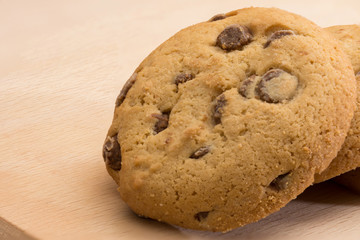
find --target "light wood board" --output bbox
[1,0,360,239]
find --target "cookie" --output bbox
[103,8,356,232]
[315,25,360,187]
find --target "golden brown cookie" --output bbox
[315,25,360,184]
[315,25,360,194]
[103,8,356,231]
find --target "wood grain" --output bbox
[1,0,360,239]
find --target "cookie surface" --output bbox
[103,8,356,231]
[315,25,360,184]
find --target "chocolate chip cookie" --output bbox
[103,8,357,231]
[315,25,360,191]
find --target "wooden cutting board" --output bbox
[1,1,360,239]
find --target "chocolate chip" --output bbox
[269,172,291,191]
[152,112,170,134]
[256,69,298,103]
[209,13,226,22]
[239,75,259,98]
[264,30,295,48]
[175,73,194,85]
[190,146,210,159]
[262,69,283,81]
[115,72,137,107]
[214,94,226,124]
[356,71,360,77]
[194,211,209,221]
[216,25,253,51]
[103,134,122,170]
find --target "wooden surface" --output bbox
[0,218,35,240]
[1,0,360,239]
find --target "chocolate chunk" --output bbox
[262,69,283,82]
[152,112,170,134]
[194,211,209,222]
[269,172,291,191]
[256,69,298,103]
[264,30,295,48]
[239,75,258,98]
[214,94,226,124]
[190,146,210,159]
[103,134,122,170]
[216,25,253,51]
[175,73,195,85]
[209,13,226,22]
[356,71,360,77]
[115,72,137,107]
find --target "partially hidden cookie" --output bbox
[315,25,360,189]
[103,8,356,232]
